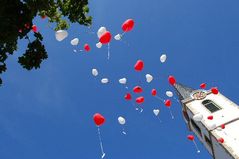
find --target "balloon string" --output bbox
[97,127,106,158]
[168,107,174,119]
[157,116,162,123]
[155,95,164,102]
[46,22,54,31]
[125,85,129,90]
[193,140,201,153]
[130,101,143,113]
[173,97,180,103]
[121,31,126,37]
[107,43,110,60]
[122,126,127,135]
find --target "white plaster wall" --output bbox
[186,93,239,131]
[185,92,239,159]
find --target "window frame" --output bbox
[202,100,221,113]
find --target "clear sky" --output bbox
[1,0,239,158]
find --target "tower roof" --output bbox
[173,83,195,101]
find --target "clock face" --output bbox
[192,91,207,100]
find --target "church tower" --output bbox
[173,83,239,159]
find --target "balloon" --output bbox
[114,34,122,40]
[160,54,167,63]
[193,113,203,122]
[32,25,37,32]
[119,78,127,85]
[153,109,160,116]
[211,87,219,94]
[133,86,143,93]
[200,83,206,89]
[134,60,144,71]
[71,38,79,46]
[151,89,157,96]
[97,27,107,38]
[84,43,91,52]
[166,91,173,97]
[55,30,68,41]
[136,96,144,104]
[187,135,194,141]
[93,113,105,126]
[218,138,224,143]
[41,15,46,19]
[92,69,98,77]
[24,23,30,29]
[122,19,134,32]
[124,93,132,100]
[221,124,225,129]
[168,75,176,85]
[99,31,112,44]
[207,115,213,120]
[118,116,126,125]
[146,74,153,83]
[101,78,109,84]
[96,42,102,48]
[208,123,216,130]
[164,99,171,107]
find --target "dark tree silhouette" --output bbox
[0,0,92,86]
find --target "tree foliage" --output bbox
[0,0,92,86]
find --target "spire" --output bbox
[173,83,195,101]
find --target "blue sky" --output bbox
[1,0,239,158]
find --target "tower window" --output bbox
[202,100,221,113]
[191,119,202,137]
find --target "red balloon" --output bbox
[122,19,135,32]
[151,89,157,96]
[32,25,37,32]
[93,113,105,126]
[99,31,111,44]
[124,93,132,100]
[24,23,30,29]
[84,44,91,52]
[221,124,225,129]
[168,75,176,85]
[164,99,171,107]
[134,60,144,71]
[211,87,219,94]
[207,115,213,120]
[200,83,206,89]
[187,135,194,141]
[136,96,144,104]
[133,86,143,93]
[41,15,46,19]
[218,138,224,143]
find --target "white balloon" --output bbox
[114,34,122,41]
[119,78,127,85]
[166,91,173,97]
[92,69,98,77]
[146,74,153,83]
[55,30,68,41]
[153,109,160,116]
[70,38,79,46]
[118,116,126,125]
[193,113,203,122]
[96,42,102,48]
[160,54,167,63]
[101,78,109,84]
[208,123,217,130]
[97,27,107,38]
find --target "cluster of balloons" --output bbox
[51,17,223,158]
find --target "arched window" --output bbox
[202,100,221,113]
